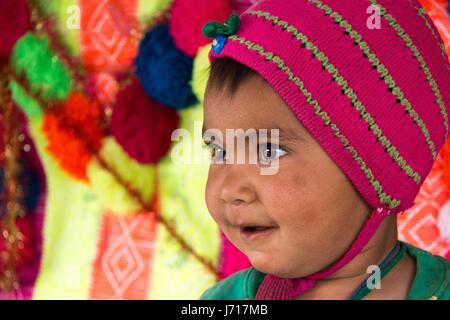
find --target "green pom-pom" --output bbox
[202,13,240,39]
[11,32,72,102]
[9,81,43,118]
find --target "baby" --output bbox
[199,0,450,300]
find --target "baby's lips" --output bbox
[237,223,279,230]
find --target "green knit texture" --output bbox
[11,32,72,103]
[308,0,437,160]
[247,9,422,185]
[416,7,449,66]
[370,0,448,138]
[228,34,401,209]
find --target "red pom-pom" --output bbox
[42,92,103,181]
[111,78,180,164]
[169,0,233,57]
[0,0,31,63]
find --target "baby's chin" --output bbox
[247,250,309,279]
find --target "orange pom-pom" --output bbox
[42,92,103,181]
[419,0,448,9]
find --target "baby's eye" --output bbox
[258,143,287,165]
[203,142,227,163]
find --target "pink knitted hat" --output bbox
[202,0,450,299]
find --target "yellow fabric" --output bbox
[87,137,156,216]
[137,0,173,24]
[29,117,102,299]
[9,81,43,118]
[149,104,220,299]
[37,0,80,55]
[191,44,212,103]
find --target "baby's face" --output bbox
[203,75,372,278]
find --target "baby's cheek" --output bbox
[263,171,316,224]
[205,168,223,224]
[266,168,339,240]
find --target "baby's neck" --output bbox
[295,217,416,300]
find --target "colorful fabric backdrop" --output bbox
[0,0,449,299]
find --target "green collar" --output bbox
[404,242,450,300]
[245,241,450,300]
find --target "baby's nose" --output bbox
[220,166,257,206]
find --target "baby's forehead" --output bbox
[203,110,309,146]
[205,75,281,114]
[204,76,310,138]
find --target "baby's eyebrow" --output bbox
[258,127,305,143]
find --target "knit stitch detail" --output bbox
[247,9,421,185]
[414,5,450,72]
[307,0,438,160]
[371,0,449,139]
[228,34,402,209]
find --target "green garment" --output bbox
[200,241,450,300]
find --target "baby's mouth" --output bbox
[239,225,278,242]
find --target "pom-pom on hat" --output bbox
[111,78,180,164]
[202,0,450,299]
[169,0,234,57]
[135,24,198,110]
[42,92,103,181]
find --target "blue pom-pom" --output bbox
[0,159,41,217]
[135,24,198,110]
[21,161,40,212]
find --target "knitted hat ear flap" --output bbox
[255,207,390,300]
